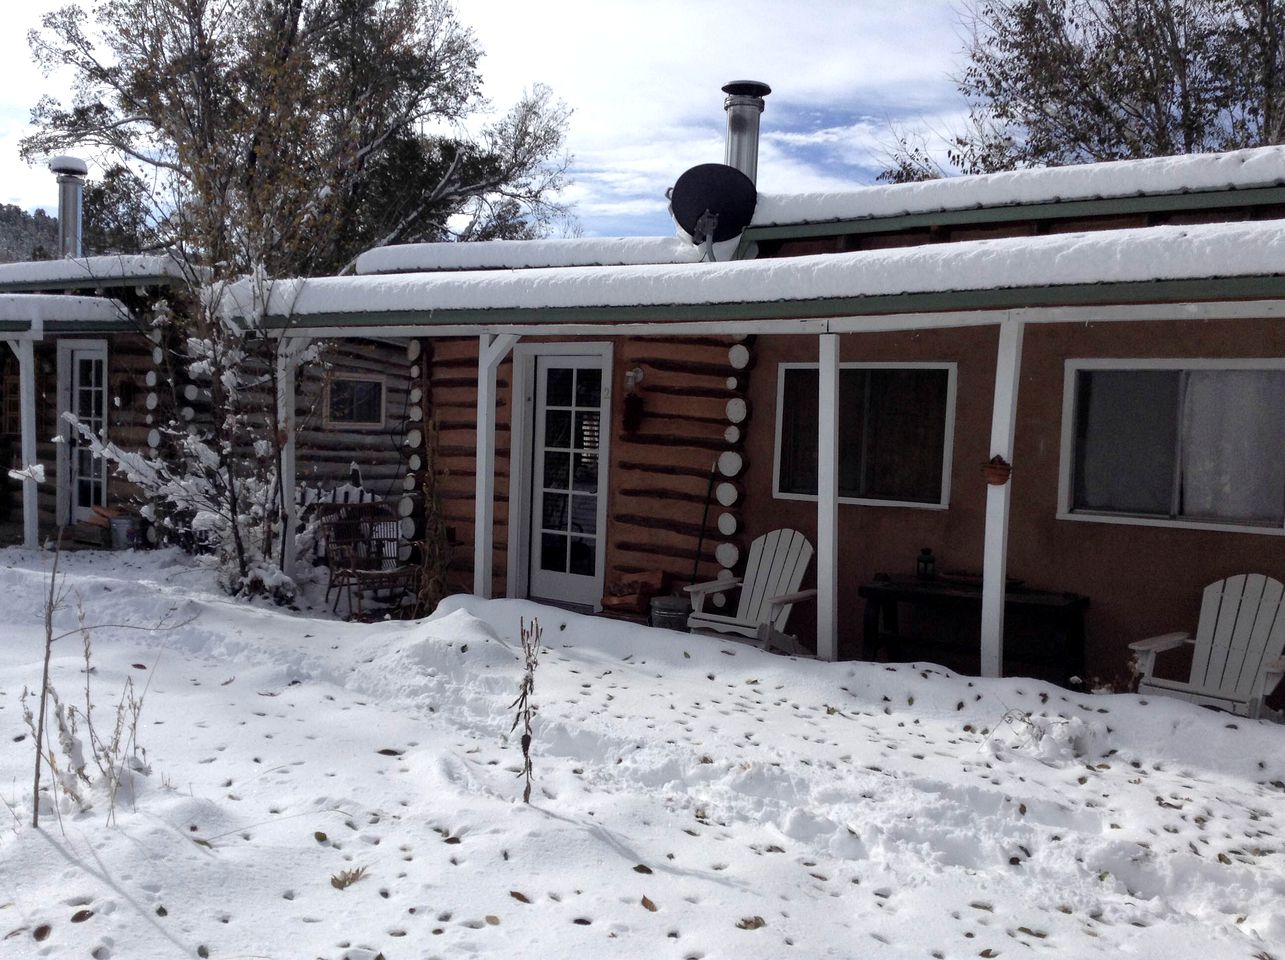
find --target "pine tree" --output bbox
[883,0,1285,180]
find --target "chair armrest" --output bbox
[684,577,741,616]
[769,588,817,608]
[1129,631,1191,685]
[1128,631,1191,653]
[1264,658,1285,681]
[684,577,742,596]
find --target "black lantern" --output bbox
[916,547,936,582]
[621,367,645,434]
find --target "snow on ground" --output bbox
[0,549,1283,960]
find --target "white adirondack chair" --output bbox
[685,528,816,656]
[1129,574,1285,719]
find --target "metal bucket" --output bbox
[109,516,138,550]
[649,595,690,632]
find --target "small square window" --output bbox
[327,376,384,427]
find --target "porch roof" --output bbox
[0,254,189,293]
[234,218,1285,331]
[0,293,132,334]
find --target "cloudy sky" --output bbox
[0,0,968,238]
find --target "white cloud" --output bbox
[0,0,968,237]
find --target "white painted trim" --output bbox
[322,372,387,430]
[474,334,520,598]
[272,298,1285,342]
[771,361,958,509]
[980,318,1025,679]
[1057,510,1285,537]
[56,338,109,527]
[506,341,613,610]
[816,334,840,662]
[4,339,38,547]
[277,337,311,579]
[1057,356,1285,536]
[1061,356,1285,371]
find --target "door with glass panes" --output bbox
[528,356,606,607]
[62,342,109,523]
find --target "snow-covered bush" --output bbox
[67,272,319,601]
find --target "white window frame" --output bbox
[772,360,957,510]
[506,341,613,609]
[1057,357,1285,537]
[324,373,386,430]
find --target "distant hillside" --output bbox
[0,204,57,263]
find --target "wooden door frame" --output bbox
[56,338,109,526]
[506,341,613,610]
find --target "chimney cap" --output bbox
[722,80,771,99]
[48,155,88,177]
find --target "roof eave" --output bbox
[249,274,1285,332]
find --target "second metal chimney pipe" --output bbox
[722,80,771,184]
[49,155,88,259]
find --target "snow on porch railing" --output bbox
[296,479,373,565]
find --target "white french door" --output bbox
[58,341,108,523]
[527,355,608,608]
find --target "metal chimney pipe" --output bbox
[722,80,771,184]
[49,155,88,258]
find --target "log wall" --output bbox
[424,335,751,604]
[293,338,416,500]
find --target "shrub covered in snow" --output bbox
[66,273,320,601]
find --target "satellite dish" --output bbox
[669,163,757,250]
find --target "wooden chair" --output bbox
[685,528,816,656]
[1130,574,1285,719]
[317,500,421,619]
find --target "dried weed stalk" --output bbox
[510,618,542,804]
[28,540,187,828]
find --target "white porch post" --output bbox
[980,317,1024,677]
[474,334,519,598]
[4,340,39,549]
[277,337,310,579]
[816,332,840,661]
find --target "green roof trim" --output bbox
[734,185,1285,259]
[45,319,138,333]
[256,275,1285,331]
[0,274,181,293]
[0,318,137,334]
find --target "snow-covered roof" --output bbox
[753,145,1285,228]
[234,218,1285,322]
[0,254,189,290]
[0,293,129,328]
[354,236,703,274]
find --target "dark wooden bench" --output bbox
[858,575,1088,686]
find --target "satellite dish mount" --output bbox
[668,163,757,262]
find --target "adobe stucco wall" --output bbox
[741,316,1285,685]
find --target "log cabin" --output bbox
[5,85,1284,694]
[0,257,422,548]
[240,82,1284,690]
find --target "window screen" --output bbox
[778,366,950,504]
[1071,367,1285,527]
